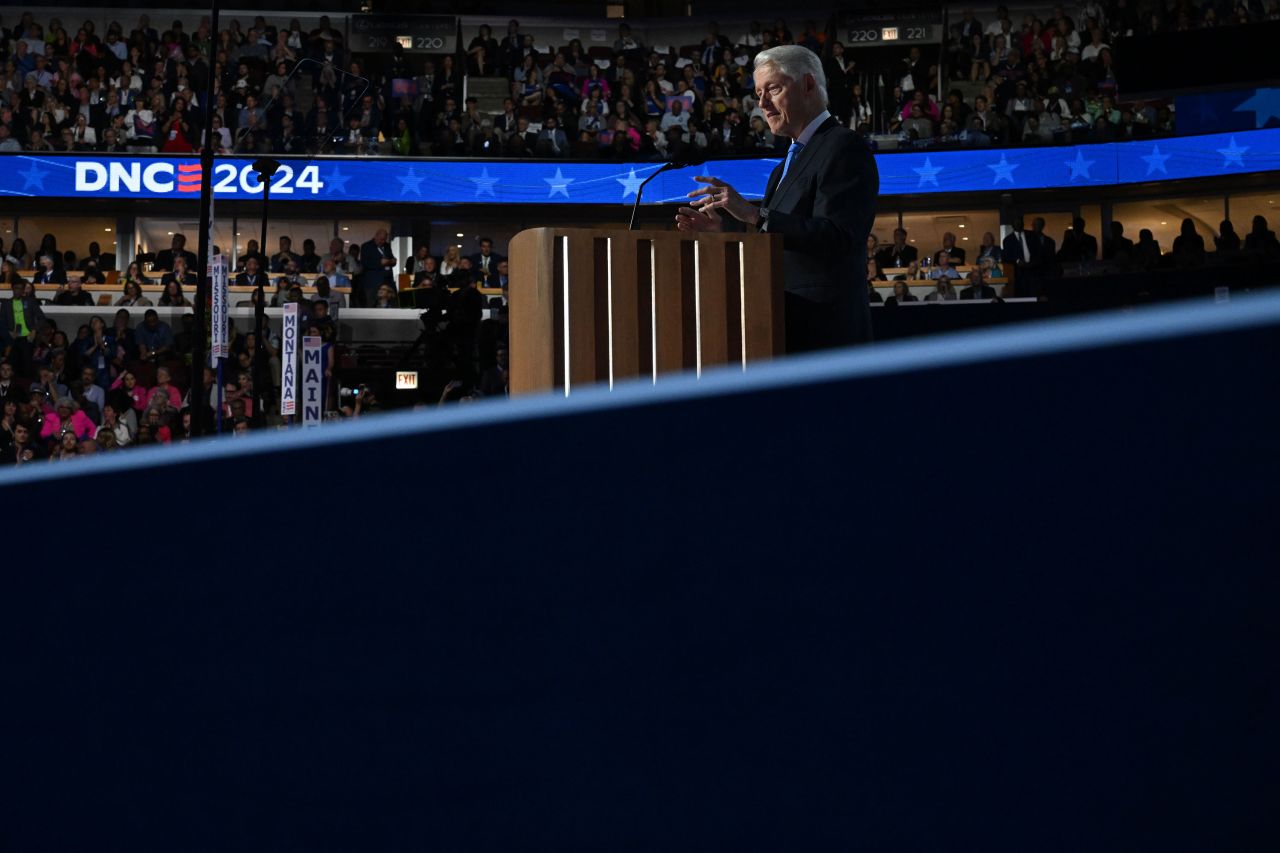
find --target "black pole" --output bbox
[252,158,281,421]
[192,0,220,436]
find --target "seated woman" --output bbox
[141,405,172,443]
[891,260,922,281]
[269,278,292,307]
[372,283,400,308]
[49,429,83,461]
[977,232,1002,265]
[149,366,183,410]
[109,370,149,413]
[884,281,919,306]
[41,397,97,443]
[922,279,959,301]
[117,279,153,307]
[158,279,188,307]
[978,256,1004,280]
[99,402,135,447]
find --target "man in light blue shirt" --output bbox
[927,253,962,280]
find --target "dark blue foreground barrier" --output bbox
[2,295,1278,852]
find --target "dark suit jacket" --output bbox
[468,252,504,283]
[960,284,998,300]
[33,268,66,285]
[1003,230,1055,266]
[933,247,967,265]
[757,116,880,351]
[154,248,197,272]
[1103,235,1134,260]
[1028,231,1056,265]
[1003,231,1030,266]
[234,272,267,289]
[358,240,395,293]
[875,243,918,269]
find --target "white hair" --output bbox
[754,45,828,108]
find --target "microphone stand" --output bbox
[629,161,700,230]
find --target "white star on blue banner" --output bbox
[545,168,574,198]
[988,155,1018,184]
[470,168,498,198]
[1216,136,1249,168]
[1065,150,1096,181]
[1140,145,1171,175]
[4,129,1280,203]
[913,157,942,188]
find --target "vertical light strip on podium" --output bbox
[738,242,748,369]
[649,241,657,384]
[606,237,614,389]
[693,241,702,378]
[561,234,571,397]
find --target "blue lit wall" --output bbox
[2,127,1277,205]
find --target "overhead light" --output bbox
[962,236,969,241]
[236,231,242,236]
[456,232,464,237]
[104,228,112,232]
[343,226,349,231]
[1160,221,1167,225]
[958,224,965,228]
[167,231,174,235]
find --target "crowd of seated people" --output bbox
[2,3,1252,162]
[0,299,252,462]
[900,3,1158,149]
[0,10,354,155]
[0,228,511,460]
[864,212,1280,301]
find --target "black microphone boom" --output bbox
[627,158,705,231]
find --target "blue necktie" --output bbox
[780,141,804,182]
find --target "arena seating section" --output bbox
[3,2,1279,461]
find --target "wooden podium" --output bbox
[508,228,784,395]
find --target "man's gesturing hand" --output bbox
[686,176,759,227]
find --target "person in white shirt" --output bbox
[1080,28,1109,62]
[737,21,764,47]
[659,99,691,134]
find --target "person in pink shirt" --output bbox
[149,366,183,410]
[41,397,96,443]
[110,370,148,412]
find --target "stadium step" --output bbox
[466,75,512,115]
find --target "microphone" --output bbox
[628,157,707,231]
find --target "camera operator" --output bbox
[340,385,377,419]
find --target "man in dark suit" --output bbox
[959,269,998,300]
[234,257,266,289]
[676,45,879,351]
[1003,217,1055,297]
[875,228,918,270]
[358,229,397,306]
[1028,217,1057,268]
[468,237,504,286]
[153,233,197,273]
[1057,217,1098,263]
[1103,221,1135,261]
[32,255,66,285]
[933,231,967,266]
